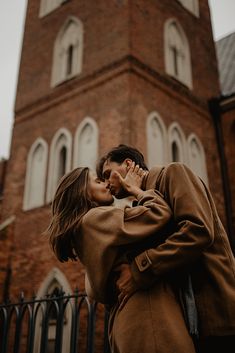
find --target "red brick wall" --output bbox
[15,0,130,112]
[1,1,228,350]
[1,0,224,310]
[129,0,220,100]
[0,159,7,220]
[221,107,235,234]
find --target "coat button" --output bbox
[141,259,148,267]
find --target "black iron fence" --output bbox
[0,291,110,353]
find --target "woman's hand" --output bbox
[113,162,147,198]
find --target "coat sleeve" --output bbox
[82,189,172,246]
[131,163,215,288]
[76,189,172,303]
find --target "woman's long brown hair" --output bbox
[46,167,97,262]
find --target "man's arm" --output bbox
[129,163,214,288]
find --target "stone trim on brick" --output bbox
[39,0,68,18]
[46,128,72,203]
[177,0,199,17]
[23,138,48,210]
[73,117,99,171]
[168,121,188,163]
[187,133,208,185]
[146,111,168,167]
[51,16,84,87]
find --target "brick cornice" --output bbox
[14,55,209,125]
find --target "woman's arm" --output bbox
[83,189,172,246]
[75,190,172,303]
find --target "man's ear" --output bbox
[124,159,133,168]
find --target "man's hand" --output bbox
[113,162,147,199]
[115,263,138,309]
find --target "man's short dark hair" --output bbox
[96,144,149,178]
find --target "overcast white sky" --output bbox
[1,0,235,159]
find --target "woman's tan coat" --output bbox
[74,190,196,353]
[75,190,171,303]
[130,163,235,337]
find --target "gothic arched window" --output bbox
[73,117,99,171]
[34,268,72,353]
[187,133,208,184]
[177,0,199,17]
[51,17,84,87]
[168,122,187,163]
[46,128,72,203]
[23,138,48,210]
[164,19,192,88]
[146,112,168,168]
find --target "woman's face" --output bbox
[88,171,114,206]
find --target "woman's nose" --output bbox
[105,180,110,189]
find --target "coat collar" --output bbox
[142,166,165,190]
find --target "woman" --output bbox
[47,164,196,353]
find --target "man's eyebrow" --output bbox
[103,170,110,178]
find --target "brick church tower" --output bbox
[0,0,230,342]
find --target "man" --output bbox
[97,144,235,353]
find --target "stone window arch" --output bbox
[23,138,48,210]
[146,112,168,168]
[164,19,192,89]
[177,0,199,17]
[73,117,99,171]
[51,16,84,87]
[46,128,72,203]
[34,268,72,353]
[187,133,208,184]
[39,0,68,18]
[168,122,187,163]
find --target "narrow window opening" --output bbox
[48,287,61,321]
[47,286,61,353]
[172,46,179,76]
[66,45,74,76]
[172,141,180,162]
[58,146,67,180]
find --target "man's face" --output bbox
[102,159,130,198]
